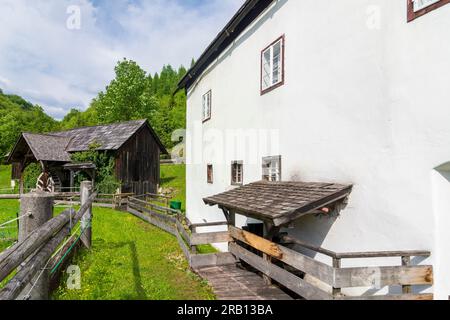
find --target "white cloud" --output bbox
[0,0,244,119]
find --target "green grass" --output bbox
[52,207,214,300]
[0,164,217,300]
[160,164,186,212]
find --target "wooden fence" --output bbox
[0,182,97,300]
[127,196,433,300]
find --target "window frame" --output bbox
[202,90,212,123]
[260,35,285,95]
[207,164,214,184]
[407,0,450,22]
[231,161,244,186]
[262,156,282,182]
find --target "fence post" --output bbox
[401,256,412,294]
[80,181,93,249]
[18,192,54,300]
[332,258,342,298]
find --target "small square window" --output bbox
[231,161,243,186]
[207,164,214,184]
[262,156,282,182]
[202,90,212,122]
[261,36,285,95]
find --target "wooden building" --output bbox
[7,119,167,194]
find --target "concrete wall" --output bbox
[185,0,450,299]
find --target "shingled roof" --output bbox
[204,181,353,227]
[7,119,167,163]
[52,120,155,152]
[22,133,72,162]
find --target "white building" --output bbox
[177,0,450,299]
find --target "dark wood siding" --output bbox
[115,125,161,194]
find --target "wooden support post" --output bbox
[402,256,412,294]
[80,181,93,249]
[191,225,197,254]
[332,258,342,298]
[262,222,280,286]
[18,192,54,300]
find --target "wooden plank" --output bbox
[189,221,229,229]
[190,253,237,269]
[339,294,433,300]
[334,265,434,288]
[176,219,192,247]
[190,232,232,246]
[229,242,333,300]
[229,226,282,259]
[402,256,412,294]
[127,207,176,236]
[230,226,334,285]
[336,250,431,259]
[0,194,20,200]
[128,202,177,224]
[176,227,191,261]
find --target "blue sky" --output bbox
[0,0,244,119]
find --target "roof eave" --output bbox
[176,0,273,92]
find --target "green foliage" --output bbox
[22,163,42,191]
[160,164,186,212]
[71,145,120,193]
[0,90,59,157]
[61,60,188,151]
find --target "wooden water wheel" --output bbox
[36,172,55,193]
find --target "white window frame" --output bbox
[202,90,212,122]
[231,161,243,186]
[262,156,282,182]
[261,36,284,94]
[413,0,440,11]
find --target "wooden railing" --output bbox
[54,193,133,210]
[128,196,236,269]
[127,196,433,300]
[0,183,97,300]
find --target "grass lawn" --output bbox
[0,164,215,300]
[160,164,186,212]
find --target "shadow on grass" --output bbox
[160,176,176,185]
[104,241,147,300]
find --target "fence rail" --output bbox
[127,195,433,300]
[0,183,97,300]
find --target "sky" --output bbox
[0,0,244,119]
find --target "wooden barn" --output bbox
[7,120,167,194]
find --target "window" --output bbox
[202,90,212,122]
[231,161,243,186]
[261,36,285,95]
[262,156,282,182]
[207,164,214,184]
[408,0,450,21]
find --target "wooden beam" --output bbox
[190,253,238,269]
[229,226,335,286]
[229,242,333,300]
[190,231,232,246]
[0,192,97,283]
[334,265,433,288]
[127,207,176,236]
[402,256,412,294]
[335,250,431,259]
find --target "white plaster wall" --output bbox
[185,0,450,298]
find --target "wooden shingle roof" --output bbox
[203,181,353,227]
[52,119,149,152]
[8,119,167,163]
[22,133,72,162]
